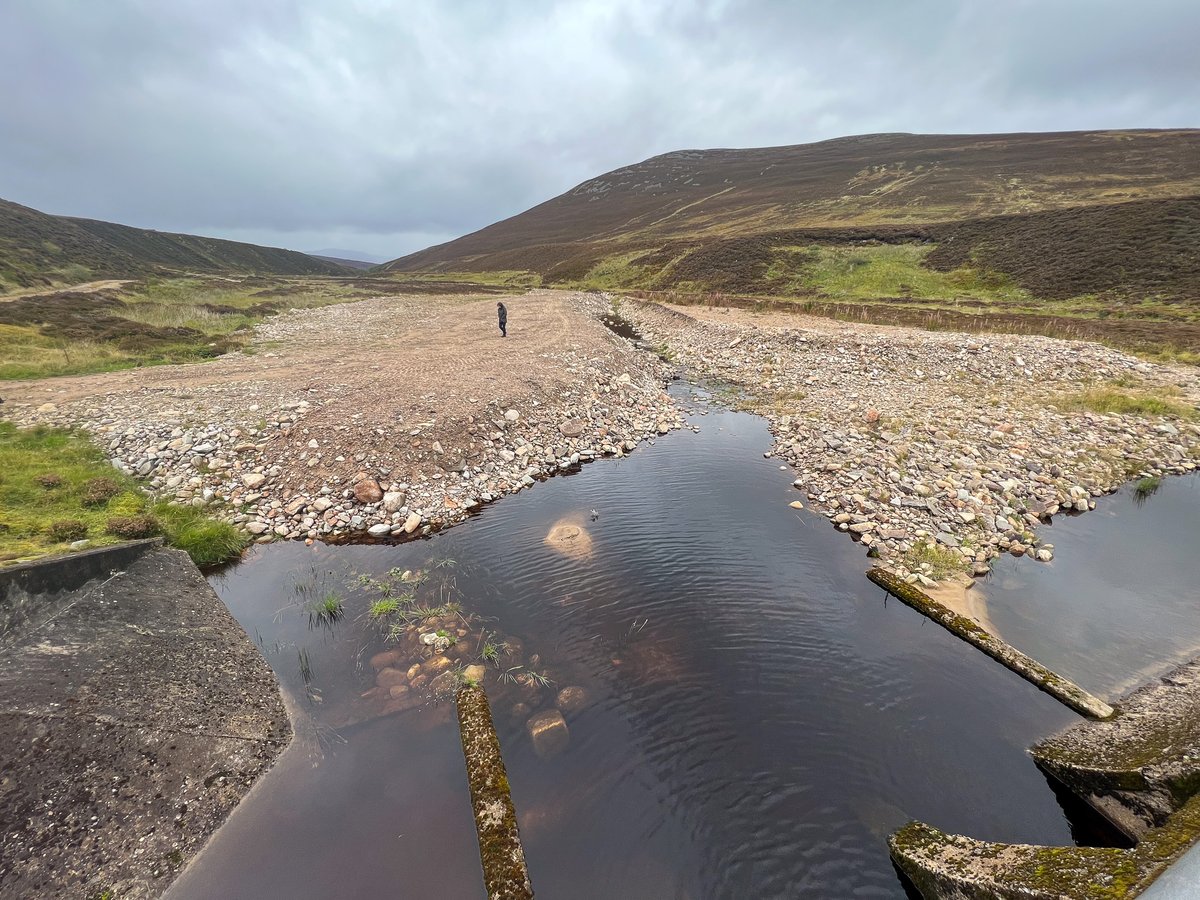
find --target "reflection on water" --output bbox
[169,386,1200,900]
[982,474,1200,700]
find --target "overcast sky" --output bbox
[1,0,1196,261]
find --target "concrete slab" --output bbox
[0,544,290,899]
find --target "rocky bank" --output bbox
[617,297,1200,584]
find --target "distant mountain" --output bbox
[0,198,351,290]
[309,254,377,271]
[381,129,1200,303]
[307,248,385,264]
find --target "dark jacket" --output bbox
[497,303,507,325]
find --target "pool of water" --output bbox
[166,385,1200,900]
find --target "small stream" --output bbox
[167,383,1200,900]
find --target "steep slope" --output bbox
[0,198,349,289]
[383,129,1200,295]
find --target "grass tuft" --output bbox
[152,501,248,567]
[901,542,969,579]
[1055,386,1196,420]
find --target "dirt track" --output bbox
[0,278,133,302]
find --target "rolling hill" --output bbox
[382,130,1200,311]
[0,197,349,290]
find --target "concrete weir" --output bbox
[0,540,290,900]
[456,683,534,899]
[867,568,1114,720]
[891,654,1200,898]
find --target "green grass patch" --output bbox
[0,277,370,380]
[901,542,970,579]
[0,323,132,379]
[782,243,1029,303]
[0,420,246,566]
[1055,386,1197,420]
[152,501,248,567]
[1135,476,1162,498]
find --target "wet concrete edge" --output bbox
[0,542,292,899]
[889,651,1200,898]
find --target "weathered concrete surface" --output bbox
[457,683,533,900]
[868,568,1115,719]
[0,544,290,899]
[891,792,1200,899]
[1033,656,1200,840]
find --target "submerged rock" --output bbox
[555,685,590,715]
[527,708,570,759]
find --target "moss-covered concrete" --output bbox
[867,567,1114,719]
[456,683,533,899]
[1032,657,1200,840]
[891,792,1200,899]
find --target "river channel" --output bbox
[166,383,1200,899]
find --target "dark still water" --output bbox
[167,388,1200,900]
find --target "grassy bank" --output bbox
[0,421,246,567]
[0,276,368,380]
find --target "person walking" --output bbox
[497,301,507,337]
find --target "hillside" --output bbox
[0,197,348,290]
[383,129,1200,296]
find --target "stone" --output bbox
[402,512,422,533]
[463,664,487,684]
[559,419,586,438]
[376,667,407,689]
[245,522,269,535]
[367,523,391,537]
[555,685,590,715]
[370,649,403,671]
[388,684,410,699]
[526,708,570,759]
[420,631,453,652]
[423,655,454,675]
[543,518,594,559]
[788,500,804,509]
[353,478,383,504]
[864,408,880,424]
[504,409,520,423]
[382,490,407,513]
[241,472,267,489]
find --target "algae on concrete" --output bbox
[867,567,1114,719]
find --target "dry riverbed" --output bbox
[619,298,1200,585]
[2,290,684,543]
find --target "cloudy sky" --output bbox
[1,0,1196,261]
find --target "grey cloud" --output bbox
[1,0,1196,259]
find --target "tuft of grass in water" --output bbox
[152,501,248,567]
[1054,386,1196,420]
[368,597,400,619]
[901,542,969,579]
[306,592,344,630]
[1134,476,1162,503]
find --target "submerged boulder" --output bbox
[526,708,569,758]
